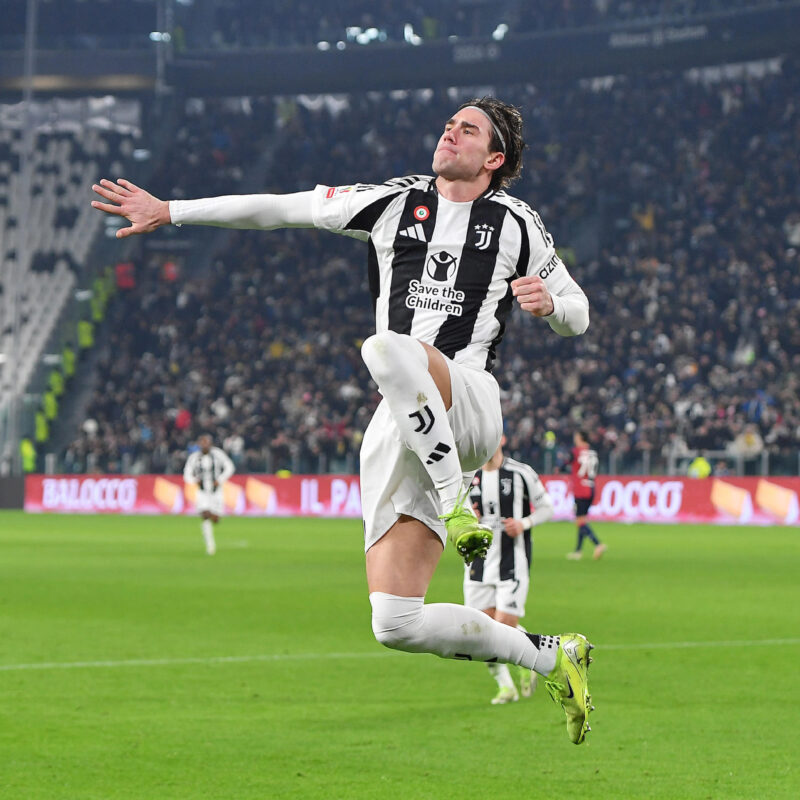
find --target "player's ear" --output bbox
[485,151,505,172]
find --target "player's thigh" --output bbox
[361,401,449,550]
[574,493,594,518]
[446,359,503,472]
[207,490,224,517]
[419,341,452,409]
[195,490,212,515]
[366,515,444,596]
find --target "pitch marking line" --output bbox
[0,652,393,672]
[2,638,799,673]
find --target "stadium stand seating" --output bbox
[0,120,136,446]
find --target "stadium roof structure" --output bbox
[1,3,800,97]
[167,3,800,95]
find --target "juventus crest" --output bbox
[473,223,495,250]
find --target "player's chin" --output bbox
[433,156,460,177]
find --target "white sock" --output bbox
[361,331,463,511]
[516,624,559,674]
[530,634,559,675]
[370,592,547,671]
[488,662,516,690]
[201,519,216,554]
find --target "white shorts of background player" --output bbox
[463,572,531,618]
[195,488,224,518]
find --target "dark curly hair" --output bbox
[458,96,525,191]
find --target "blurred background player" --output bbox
[465,436,554,704]
[183,434,235,555]
[565,430,606,560]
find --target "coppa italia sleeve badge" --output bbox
[324,186,353,199]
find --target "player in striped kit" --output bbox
[465,436,554,704]
[183,435,235,555]
[91,97,595,743]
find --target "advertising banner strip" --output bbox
[24,474,800,526]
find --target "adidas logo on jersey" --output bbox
[399,223,427,241]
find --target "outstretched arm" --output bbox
[91,179,316,238]
[91,179,171,238]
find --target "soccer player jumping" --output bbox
[91,97,595,743]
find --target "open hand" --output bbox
[91,178,171,238]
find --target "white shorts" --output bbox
[463,573,530,618]
[360,355,502,552]
[195,489,224,517]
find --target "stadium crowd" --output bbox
[63,57,800,476]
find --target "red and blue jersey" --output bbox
[568,445,599,499]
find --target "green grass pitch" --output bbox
[1,511,798,799]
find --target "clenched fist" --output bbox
[511,275,554,317]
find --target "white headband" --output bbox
[462,105,506,153]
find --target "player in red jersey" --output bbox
[566,431,606,560]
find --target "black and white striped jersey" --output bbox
[183,447,235,494]
[311,176,588,372]
[466,457,552,583]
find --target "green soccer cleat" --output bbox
[439,489,492,564]
[490,685,519,705]
[517,665,538,698]
[544,633,595,744]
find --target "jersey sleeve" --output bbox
[520,465,555,527]
[519,206,590,336]
[170,192,316,230]
[183,453,197,484]
[311,177,416,241]
[216,448,235,483]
